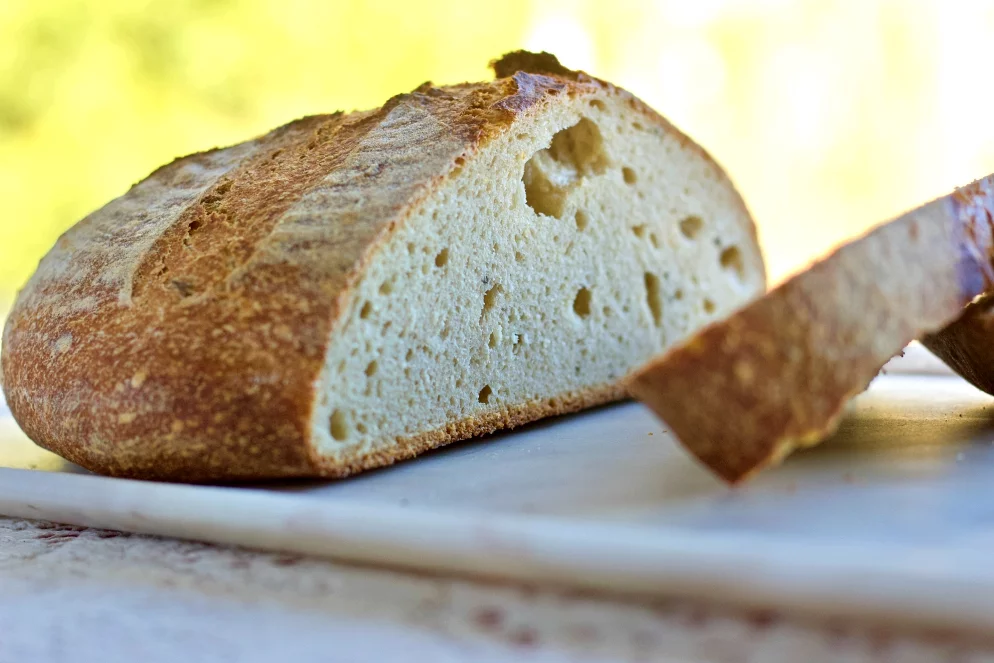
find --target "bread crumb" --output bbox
[118,413,137,424]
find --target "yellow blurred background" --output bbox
[4,0,994,319]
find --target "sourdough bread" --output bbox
[1,52,765,482]
[626,176,994,483]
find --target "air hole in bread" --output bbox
[524,158,567,218]
[356,422,368,434]
[550,118,608,174]
[330,409,350,441]
[514,250,525,262]
[575,209,589,231]
[674,288,684,301]
[573,287,592,318]
[365,360,378,377]
[632,121,644,131]
[379,278,394,295]
[719,246,745,281]
[589,99,606,110]
[483,284,502,315]
[522,118,608,219]
[632,224,646,239]
[703,298,716,313]
[478,385,493,404]
[434,248,449,267]
[649,232,660,249]
[488,331,499,348]
[644,273,663,326]
[359,301,372,319]
[623,167,637,185]
[679,215,703,239]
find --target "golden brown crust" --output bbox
[491,50,580,80]
[626,176,994,483]
[45,383,625,483]
[1,51,754,483]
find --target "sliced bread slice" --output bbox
[626,176,994,483]
[0,51,765,482]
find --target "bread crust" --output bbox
[626,176,994,483]
[922,294,994,394]
[1,51,757,482]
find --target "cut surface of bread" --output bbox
[626,176,994,483]
[0,51,764,482]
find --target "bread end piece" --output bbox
[626,176,994,483]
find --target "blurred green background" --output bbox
[4,0,994,320]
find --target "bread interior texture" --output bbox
[311,93,762,461]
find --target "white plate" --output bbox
[3,345,994,632]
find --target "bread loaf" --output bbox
[626,176,994,483]
[0,51,765,482]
